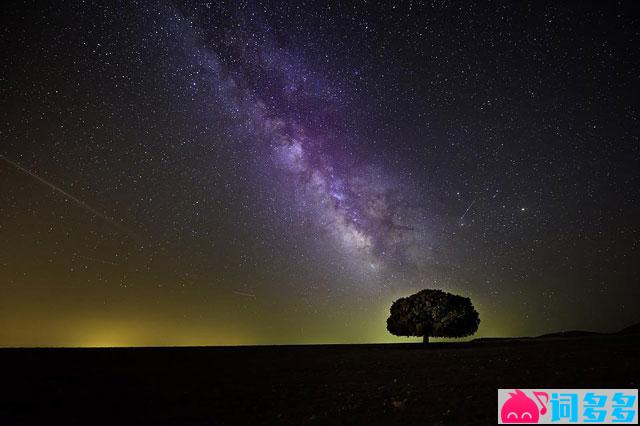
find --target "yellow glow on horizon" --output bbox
[0,283,523,348]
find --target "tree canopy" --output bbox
[387,289,480,343]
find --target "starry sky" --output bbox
[1,1,638,347]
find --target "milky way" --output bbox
[169,4,436,276]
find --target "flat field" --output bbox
[1,333,638,425]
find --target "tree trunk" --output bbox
[422,335,429,344]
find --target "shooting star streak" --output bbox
[73,254,120,266]
[233,290,256,298]
[459,198,476,222]
[1,155,134,236]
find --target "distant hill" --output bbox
[617,322,640,335]
[536,330,602,339]
[535,322,640,339]
[472,321,640,342]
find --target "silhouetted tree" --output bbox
[387,289,480,344]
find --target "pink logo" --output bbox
[500,389,549,423]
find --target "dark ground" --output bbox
[1,333,638,425]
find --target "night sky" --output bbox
[1,1,638,347]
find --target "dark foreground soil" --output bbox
[1,334,638,425]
